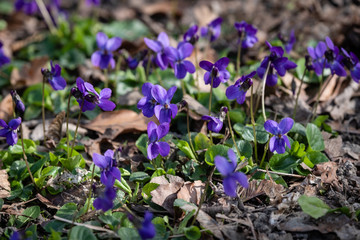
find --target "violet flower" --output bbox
[10,90,25,117]
[201,17,223,42]
[202,106,227,133]
[138,211,156,240]
[152,85,178,123]
[93,149,121,187]
[307,41,327,76]
[0,42,10,68]
[183,25,199,45]
[14,0,37,15]
[0,117,21,146]
[215,149,248,197]
[164,42,195,79]
[234,21,258,49]
[341,48,360,83]
[279,30,296,54]
[147,121,170,160]
[324,37,347,77]
[257,41,297,86]
[137,82,157,118]
[41,61,66,90]
[226,71,255,104]
[85,82,116,111]
[91,32,122,69]
[264,117,294,154]
[144,32,170,70]
[199,57,230,88]
[93,186,116,212]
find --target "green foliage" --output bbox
[298,195,331,219]
[205,145,230,165]
[233,123,269,144]
[69,226,97,240]
[306,123,325,151]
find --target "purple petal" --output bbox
[208,117,223,133]
[200,27,208,37]
[307,47,316,59]
[84,82,99,97]
[183,60,196,74]
[96,32,108,49]
[278,118,294,134]
[164,46,178,62]
[91,51,102,67]
[109,167,121,182]
[227,149,238,169]
[142,82,154,97]
[144,38,162,53]
[325,36,334,50]
[266,73,278,87]
[157,122,169,139]
[7,131,18,146]
[166,86,177,103]
[156,53,168,70]
[315,42,327,58]
[104,149,114,158]
[199,60,213,72]
[157,32,169,47]
[152,85,167,104]
[223,176,237,197]
[93,153,108,169]
[170,104,178,119]
[283,135,291,149]
[0,119,7,128]
[215,156,233,176]
[175,62,187,79]
[99,54,112,69]
[0,128,8,137]
[178,42,193,59]
[331,61,347,77]
[269,136,276,153]
[233,172,248,188]
[204,72,211,85]
[106,37,122,52]
[236,92,246,105]
[76,77,86,93]
[8,118,21,130]
[274,137,286,154]
[147,143,159,160]
[100,88,112,99]
[264,120,279,135]
[226,85,240,100]
[49,76,66,90]
[147,121,157,139]
[158,108,171,123]
[157,142,170,157]
[214,57,229,70]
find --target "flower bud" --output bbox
[10,90,25,117]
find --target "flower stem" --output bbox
[208,75,214,144]
[186,104,197,159]
[34,0,56,34]
[104,69,108,89]
[194,44,200,99]
[84,164,95,213]
[145,53,152,81]
[227,111,242,160]
[20,123,37,190]
[41,77,46,142]
[191,166,216,226]
[261,61,271,121]
[236,35,244,76]
[249,85,257,165]
[69,101,84,159]
[66,93,71,156]
[292,68,307,120]
[310,72,331,122]
[260,140,269,168]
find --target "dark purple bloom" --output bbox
[234,21,258,49]
[324,37,346,77]
[10,90,25,117]
[201,115,223,133]
[164,42,195,79]
[147,121,170,160]
[257,41,297,86]
[93,186,116,212]
[10,231,22,240]
[144,32,170,70]
[307,41,326,76]
[341,48,360,83]
[41,61,66,90]
[200,17,223,42]
[226,71,255,104]
[215,149,248,197]
[126,50,148,70]
[279,30,296,54]
[15,0,37,15]
[137,82,157,118]
[91,32,122,70]
[264,118,294,154]
[0,42,10,67]
[152,85,178,123]
[85,82,116,111]
[199,57,230,88]
[183,25,199,45]
[93,149,121,187]
[86,0,100,6]
[138,211,156,240]
[0,117,21,146]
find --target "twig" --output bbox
[247,214,257,240]
[255,169,305,178]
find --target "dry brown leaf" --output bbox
[83,109,148,140]
[183,94,210,120]
[45,111,66,149]
[150,175,184,215]
[239,179,285,203]
[314,162,342,191]
[10,56,49,89]
[0,94,14,122]
[36,193,60,210]
[0,170,11,198]
[177,180,204,205]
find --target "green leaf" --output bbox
[233,124,269,144]
[56,203,78,219]
[142,182,159,198]
[117,227,139,239]
[194,133,211,151]
[136,134,148,157]
[184,226,201,240]
[229,108,246,124]
[129,172,150,182]
[205,145,230,166]
[269,153,300,173]
[298,195,331,219]
[103,20,149,41]
[178,210,196,233]
[17,206,40,227]
[235,140,253,159]
[69,226,97,240]
[151,168,166,178]
[175,140,196,160]
[313,115,329,128]
[306,123,325,151]
[9,139,37,154]
[24,105,42,120]
[306,151,328,165]
[289,122,307,136]
[59,155,82,172]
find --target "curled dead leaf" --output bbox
[177,180,204,205]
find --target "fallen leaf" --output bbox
[0,94,14,122]
[36,193,60,210]
[0,170,11,198]
[10,56,49,89]
[83,109,148,140]
[150,175,184,215]
[314,162,342,191]
[45,111,66,149]
[177,180,204,205]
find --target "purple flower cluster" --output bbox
[257,41,297,86]
[15,0,37,15]
[137,83,178,124]
[215,149,248,197]
[226,71,255,104]
[264,118,294,154]
[0,118,21,146]
[41,61,67,91]
[147,121,170,160]
[202,106,228,133]
[183,25,199,45]
[199,57,230,88]
[71,78,116,112]
[201,17,223,42]
[144,32,170,70]
[0,42,10,68]
[91,32,122,70]
[234,21,258,49]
